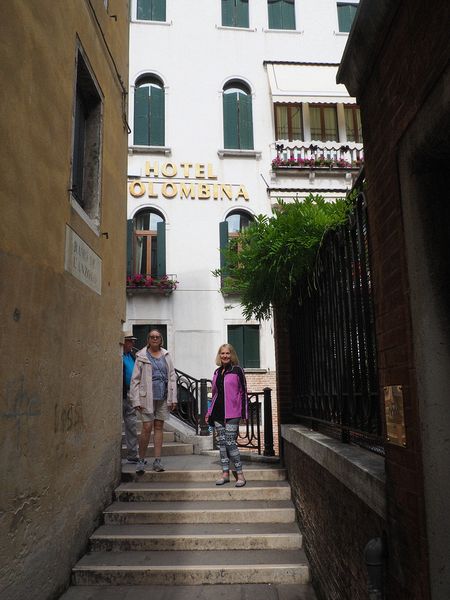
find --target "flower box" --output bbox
[126,274,178,296]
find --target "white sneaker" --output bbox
[153,458,165,472]
[136,459,146,474]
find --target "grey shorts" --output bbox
[139,400,170,422]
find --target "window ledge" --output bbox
[70,196,100,236]
[126,286,175,296]
[263,28,304,35]
[216,25,257,32]
[129,145,172,156]
[281,424,386,518]
[244,368,267,374]
[218,149,262,159]
[131,19,172,26]
[334,30,350,36]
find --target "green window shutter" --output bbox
[223,92,239,149]
[281,0,295,30]
[156,220,166,277]
[219,221,229,279]
[137,0,152,20]
[134,86,149,145]
[268,0,282,29]
[236,0,249,27]
[152,0,166,21]
[126,219,134,277]
[338,3,357,32]
[149,85,165,146]
[244,325,260,368]
[228,326,244,366]
[238,93,254,150]
[222,0,233,26]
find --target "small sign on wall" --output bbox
[384,385,407,447]
[64,225,102,295]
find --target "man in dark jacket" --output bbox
[122,331,138,462]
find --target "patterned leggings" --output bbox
[214,418,242,474]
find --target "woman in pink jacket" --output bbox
[205,343,248,487]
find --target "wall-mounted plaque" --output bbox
[65,226,102,295]
[384,385,406,447]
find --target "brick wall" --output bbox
[285,441,385,600]
[244,370,279,455]
[356,3,450,597]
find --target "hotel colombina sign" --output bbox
[129,161,249,202]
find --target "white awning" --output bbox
[266,63,356,104]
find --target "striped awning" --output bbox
[266,62,357,104]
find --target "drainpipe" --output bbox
[364,537,385,600]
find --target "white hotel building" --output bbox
[125,0,361,410]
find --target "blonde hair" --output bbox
[215,343,239,366]
[147,329,164,349]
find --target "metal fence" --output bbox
[174,369,275,456]
[291,191,383,454]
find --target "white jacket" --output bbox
[130,347,177,412]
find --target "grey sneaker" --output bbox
[153,458,165,472]
[136,459,146,474]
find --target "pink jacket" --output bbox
[206,365,248,421]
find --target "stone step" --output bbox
[114,480,292,502]
[71,549,310,586]
[121,467,287,483]
[90,522,302,551]
[121,442,194,458]
[122,431,175,442]
[104,500,296,525]
[60,583,318,600]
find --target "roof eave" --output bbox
[337,0,402,98]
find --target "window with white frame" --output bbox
[136,0,166,21]
[223,80,254,150]
[344,105,362,143]
[228,324,260,368]
[274,103,303,141]
[222,0,249,28]
[309,104,339,142]
[127,209,166,277]
[268,0,295,30]
[133,75,165,146]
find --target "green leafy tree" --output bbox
[214,194,349,320]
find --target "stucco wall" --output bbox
[0,1,129,598]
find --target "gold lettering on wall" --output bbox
[162,182,177,198]
[130,161,250,202]
[129,181,145,197]
[161,162,177,177]
[180,183,195,199]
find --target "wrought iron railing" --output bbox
[173,369,209,434]
[272,141,364,167]
[291,190,383,454]
[173,368,275,456]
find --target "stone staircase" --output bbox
[60,435,316,599]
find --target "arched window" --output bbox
[127,209,166,277]
[133,75,165,146]
[223,81,254,150]
[219,210,254,274]
[226,210,254,238]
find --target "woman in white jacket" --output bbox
[130,329,177,473]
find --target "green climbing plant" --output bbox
[213,193,351,321]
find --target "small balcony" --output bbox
[126,274,178,296]
[272,141,364,171]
